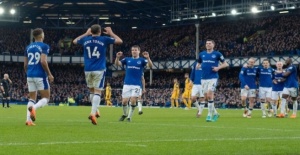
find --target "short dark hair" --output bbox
[206,39,215,45]
[32,28,43,38]
[131,45,141,51]
[91,24,101,34]
[263,59,269,63]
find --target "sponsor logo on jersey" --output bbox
[212,54,216,58]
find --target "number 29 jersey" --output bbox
[25,42,49,78]
[77,36,115,71]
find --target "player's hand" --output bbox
[85,28,92,35]
[244,85,249,90]
[212,66,220,72]
[103,27,113,35]
[243,63,248,68]
[142,51,150,58]
[272,79,278,84]
[196,63,201,69]
[48,75,54,83]
[116,51,123,58]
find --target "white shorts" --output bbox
[122,85,141,98]
[191,84,204,97]
[241,89,256,98]
[85,70,106,89]
[201,79,218,93]
[27,77,50,92]
[271,91,282,101]
[282,87,298,98]
[259,87,272,99]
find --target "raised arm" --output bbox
[114,51,123,66]
[103,27,123,45]
[142,51,153,68]
[73,28,91,45]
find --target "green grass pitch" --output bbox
[1,105,300,155]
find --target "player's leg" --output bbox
[246,89,256,118]
[187,91,192,109]
[138,90,143,115]
[259,87,267,118]
[2,96,5,108]
[240,89,248,117]
[206,79,218,122]
[175,94,179,108]
[170,97,175,108]
[270,91,279,117]
[120,85,131,121]
[182,93,189,109]
[26,78,37,125]
[191,85,200,117]
[278,88,289,118]
[6,93,10,108]
[290,88,298,118]
[127,86,140,122]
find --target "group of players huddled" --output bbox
[23,24,298,126]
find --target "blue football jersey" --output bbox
[257,66,274,87]
[239,67,257,89]
[198,50,225,79]
[77,36,115,71]
[121,57,148,86]
[25,42,49,78]
[272,71,284,91]
[190,62,202,85]
[284,65,298,88]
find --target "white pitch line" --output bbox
[1,137,300,146]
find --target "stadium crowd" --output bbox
[1,62,299,109]
[0,15,299,60]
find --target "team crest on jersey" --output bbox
[261,69,263,71]
[212,55,216,58]
[202,55,205,57]
[128,60,131,63]
[137,61,141,64]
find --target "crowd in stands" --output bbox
[1,63,299,109]
[1,15,300,60]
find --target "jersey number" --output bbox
[28,53,41,65]
[86,46,100,59]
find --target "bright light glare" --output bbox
[10,9,16,15]
[270,6,275,10]
[0,8,4,14]
[212,13,216,16]
[251,7,258,13]
[231,9,237,15]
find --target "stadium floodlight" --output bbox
[212,12,216,17]
[251,7,258,13]
[10,9,16,15]
[0,7,4,14]
[132,26,137,29]
[194,14,198,18]
[270,6,275,10]
[162,23,166,26]
[231,9,237,15]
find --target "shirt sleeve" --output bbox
[120,58,126,65]
[218,52,225,63]
[197,53,202,63]
[42,44,50,55]
[104,36,116,44]
[77,37,85,45]
[239,68,246,86]
[190,64,195,82]
[143,58,148,67]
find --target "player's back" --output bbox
[79,36,115,71]
[190,63,202,85]
[258,67,273,87]
[25,42,49,78]
[285,65,298,88]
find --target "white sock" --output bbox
[123,105,128,116]
[261,102,266,115]
[193,101,200,110]
[89,93,94,102]
[270,101,277,115]
[213,104,218,115]
[91,94,101,115]
[293,100,298,115]
[199,103,205,114]
[27,99,35,121]
[207,101,213,117]
[33,98,48,110]
[281,98,286,114]
[128,105,136,118]
[138,100,142,112]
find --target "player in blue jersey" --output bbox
[278,58,298,118]
[239,58,257,118]
[196,39,229,122]
[256,59,274,118]
[24,28,54,126]
[115,45,153,122]
[270,61,285,117]
[190,62,205,118]
[73,25,123,125]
